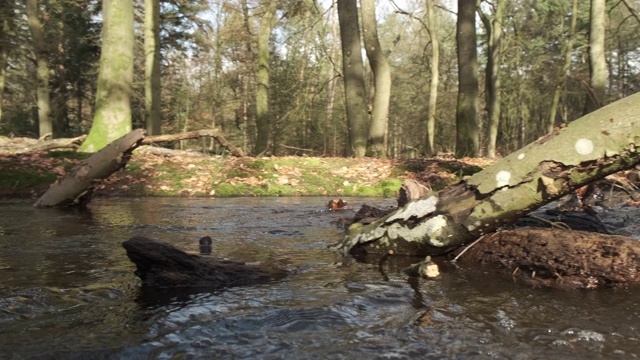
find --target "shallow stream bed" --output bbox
[0,197,639,359]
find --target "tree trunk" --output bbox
[79,0,134,152]
[334,93,640,257]
[254,0,278,155]
[480,0,504,159]
[337,0,369,157]
[0,1,12,124]
[424,0,439,157]
[548,0,578,133]
[584,0,606,114]
[144,0,161,136]
[27,0,52,138]
[360,0,390,159]
[455,0,479,158]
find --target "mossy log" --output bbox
[334,93,640,257]
[123,236,288,288]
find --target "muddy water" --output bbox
[0,197,639,359]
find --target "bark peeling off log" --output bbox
[123,236,288,288]
[457,228,640,289]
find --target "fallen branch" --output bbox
[142,128,244,157]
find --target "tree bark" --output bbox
[479,0,504,159]
[584,0,606,114]
[334,93,640,257]
[455,0,479,158]
[360,0,390,159]
[79,0,134,152]
[424,0,439,157]
[254,0,278,155]
[27,0,52,138]
[144,0,162,136]
[0,1,12,125]
[337,0,369,157]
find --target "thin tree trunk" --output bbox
[584,0,606,114]
[337,0,369,157]
[425,0,439,156]
[324,4,339,156]
[254,0,278,155]
[144,0,161,135]
[79,0,134,152]
[455,0,479,158]
[360,0,390,159]
[548,0,578,133]
[0,1,12,124]
[27,0,52,138]
[480,0,504,159]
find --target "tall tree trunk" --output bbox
[584,0,606,114]
[480,0,504,159]
[337,0,369,157]
[455,0,479,158]
[144,0,161,135]
[254,0,278,155]
[0,1,13,125]
[548,0,578,133]
[79,0,134,152]
[27,0,52,138]
[324,4,339,156]
[360,0,390,159]
[424,0,439,156]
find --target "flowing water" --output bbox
[0,197,639,359]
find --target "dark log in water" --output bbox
[456,228,640,289]
[122,236,287,288]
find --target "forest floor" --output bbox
[0,145,494,199]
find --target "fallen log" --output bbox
[34,130,145,207]
[334,92,640,257]
[455,228,640,289]
[122,236,288,288]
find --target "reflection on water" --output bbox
[0,197,639,359]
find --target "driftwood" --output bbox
[122,236,287,288]
[34,130,145,207]
[456,228,640,289]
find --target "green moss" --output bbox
[0,166,56,195]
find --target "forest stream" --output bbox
[1,196,640,359]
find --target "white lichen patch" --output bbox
[495,170,511,188]
[575,138,594,155]
[517,153,525,160]
[386,196,438,223]
[384,215,449,247]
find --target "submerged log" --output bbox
[122,236,288,288]
[456,228,640,289]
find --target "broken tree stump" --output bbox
[122,236,288,288]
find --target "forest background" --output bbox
[0,0,639,161]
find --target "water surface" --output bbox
[0,197,639,359]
